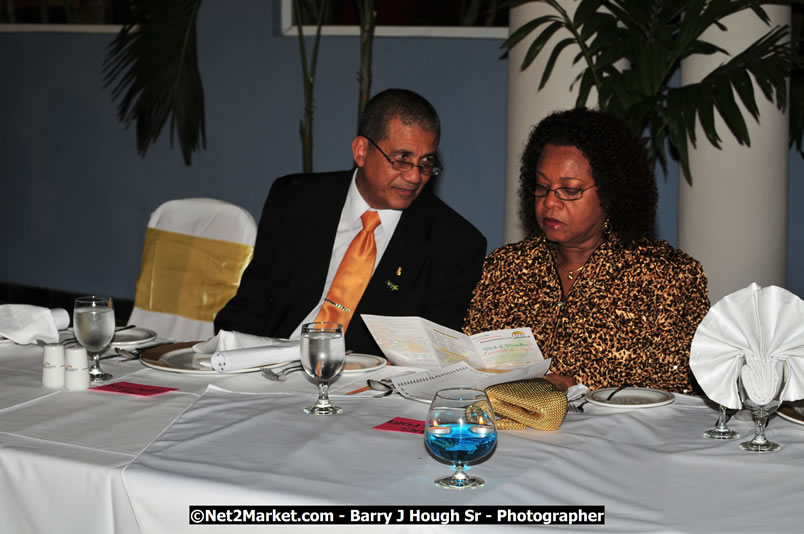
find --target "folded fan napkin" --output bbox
[485,378,568,431]
[193,330,300,372]
[690,283,804,409]
[0,305,70,344]
[740,357,786,406]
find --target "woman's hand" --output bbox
[544,373,576,392]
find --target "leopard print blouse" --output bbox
[463,234,709,393]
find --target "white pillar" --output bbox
[679,6,790,303]
[504,1,584,244]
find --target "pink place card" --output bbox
[373,417,425,435]
[90,381,178,397]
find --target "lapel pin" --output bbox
[396,266,402,276]
[386,280,399,291]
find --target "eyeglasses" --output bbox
[365,137,442,177]
[532,184,596,201]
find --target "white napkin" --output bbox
[740,357,786,406]
[0,305,70,344]
[193,330,300,372]
[567,383,589,402]
[689,283,804,409]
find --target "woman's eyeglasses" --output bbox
[532,184,596,201]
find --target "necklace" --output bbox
[559,264,586,280]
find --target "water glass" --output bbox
[737,358,789,453]
[300,322,345,415]
[424,388,497,490]
[703,405,740,440]
[73,296,115,382]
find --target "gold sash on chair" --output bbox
[485,378,568,431]
[134,228,254,322]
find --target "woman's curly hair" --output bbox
[519,108,657,246]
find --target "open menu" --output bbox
[389,361,552,403]
[361,314,545,370]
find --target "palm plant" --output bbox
[294,0,327,173]
[103,0,375,168]
[503,0,803,183]
[103,0,205,165]
[356,0,376,126]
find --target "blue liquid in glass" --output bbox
[425,423,497,464]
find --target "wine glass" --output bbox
[737,358,789,453]
[424,388,497,490]
[703,405,740,440]
[73,296,115,382]
[300,322,345,415]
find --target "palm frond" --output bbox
[103,0,205,165]
[791,3,804,155]
[502,0,802,184]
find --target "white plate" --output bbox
[140,345,387,376]
[111,327,158,347]
[341,353,386,374]
[585,387,675,408]
[778,403,804,426]
[140,344,284,375]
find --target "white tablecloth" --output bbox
[2,342,804,533]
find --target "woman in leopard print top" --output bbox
[464,109,709,393]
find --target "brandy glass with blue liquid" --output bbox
[424,388,497,490]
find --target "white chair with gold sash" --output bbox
[128,198,257,341]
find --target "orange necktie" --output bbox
[314,210,381,331]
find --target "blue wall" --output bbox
[1,0,802,301]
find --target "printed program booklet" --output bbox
[388,361,553,403]
[361,314,546,370]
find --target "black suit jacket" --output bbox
[215,170,487,355]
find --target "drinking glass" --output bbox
[737,359,789,453]
[300,322,346,415]
[73,296,115,382]
[424,388,497,490]
[703,405,740,440]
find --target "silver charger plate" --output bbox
[585,387,675,408]
[778,402,804,426]
[140,344,386,376]
[139,343,284,375]
[341,353,387,375]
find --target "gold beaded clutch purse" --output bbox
[485,378,568,431]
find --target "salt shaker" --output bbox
[42,343,65,389]
[64,346,90,391]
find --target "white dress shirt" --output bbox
[289,170,402,339]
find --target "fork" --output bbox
[100,341,174,361]
[110,348,141,361]
[261,363,303,381]
[568,400,588,414]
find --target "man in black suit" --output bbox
[215,89,486,355]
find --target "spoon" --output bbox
[367,378,395,397]
[606,384,630,401]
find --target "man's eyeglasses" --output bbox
[532,184,596,201]
[365,137,442,177]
